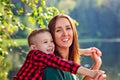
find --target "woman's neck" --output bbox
[57,47,69,60]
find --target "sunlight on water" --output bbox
[118,73,120,76]
[79,38,120,43]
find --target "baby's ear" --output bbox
[30,44,37,50]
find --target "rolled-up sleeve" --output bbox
[31,50,80,74]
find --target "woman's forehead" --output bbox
[55,18,70,26]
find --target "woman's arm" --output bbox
[80,47,106,80]
[79,47,102,70]
[91,52,102,70]
[82,53,102,80]
[82,64,106,80]
[79,47,102,57]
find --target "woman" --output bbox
[43,14,106,80]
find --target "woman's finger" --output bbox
[91,47,102,56]
[94,70,105,80]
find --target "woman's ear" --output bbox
[30,44,37,50]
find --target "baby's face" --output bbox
[34,32,55,54]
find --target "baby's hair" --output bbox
[27,28,50,47]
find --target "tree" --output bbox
[0,0,60,79]
[0,0,22,79]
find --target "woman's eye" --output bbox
[66,26,72,30]
[66,27,71,30]
[56,29,61,32]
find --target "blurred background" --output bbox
[0,0,120,80]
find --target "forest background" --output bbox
[0,0,120,80]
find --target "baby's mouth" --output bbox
[47,49,54,53]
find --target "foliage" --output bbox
[0,0,22,79]
[19,0,60,28]
[0,0,61,79]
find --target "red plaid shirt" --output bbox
[13,50,80,80]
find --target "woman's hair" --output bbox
[27,28,49,47]
[48,14,80,64]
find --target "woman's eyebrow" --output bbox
[55,26,62,29]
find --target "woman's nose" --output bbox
[63,30,68,36]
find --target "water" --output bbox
[79,38,120,80]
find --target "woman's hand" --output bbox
[81,47,107,80]
[80,47,102,69]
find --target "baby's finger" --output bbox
[98,74,107,80]
[94,70,105,80]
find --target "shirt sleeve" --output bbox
[30,50,80,74]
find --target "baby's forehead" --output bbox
[34,32,52,42]
[35,31,52,38]
[38,31,51,35]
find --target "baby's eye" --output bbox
[51,40,54,43]
[43,41,47,43]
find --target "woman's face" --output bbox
[54,18,73,48]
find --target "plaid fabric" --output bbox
[13,50,80,80]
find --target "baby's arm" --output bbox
[31,50,80,74]
[76,66,98,78]
[31,50,99,78]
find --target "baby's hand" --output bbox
[90,70,103,79]
[80,47,102,57]
[89,70,98,78]
[92,70,106,80]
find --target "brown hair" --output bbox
[27,28,49,47]
[48,14,80,64]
